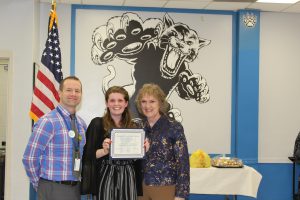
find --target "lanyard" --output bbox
[56,107,80,151]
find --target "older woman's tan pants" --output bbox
[138,182,175,200]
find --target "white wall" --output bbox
[0,0,35,199]
[0,1,72,199]
[259,12,300,163]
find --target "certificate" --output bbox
[110,129,145,159]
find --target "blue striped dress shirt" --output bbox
[22,105,86,189]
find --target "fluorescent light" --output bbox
[257,0,299,3]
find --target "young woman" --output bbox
[135,83,190,200]
[81,86,142,200]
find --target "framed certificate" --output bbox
[110,128,145,159]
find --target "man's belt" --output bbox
[40,178,78,186]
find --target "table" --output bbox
[190,165,262,198]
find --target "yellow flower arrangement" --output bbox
[190,149,211,168]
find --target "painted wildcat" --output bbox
[91,12,210,121]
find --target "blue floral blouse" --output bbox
[143,115,190,198]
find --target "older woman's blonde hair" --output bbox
[135,83,169,116]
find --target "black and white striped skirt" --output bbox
[97,160,137,200]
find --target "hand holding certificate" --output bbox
[110,129,145,159]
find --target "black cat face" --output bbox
[158,14,210,79]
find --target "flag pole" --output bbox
[31,63,37,126]
[29,62,37,199]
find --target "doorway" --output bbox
[0,58,8,200]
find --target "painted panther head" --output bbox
[158,14,210,79]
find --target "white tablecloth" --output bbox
[190,165,262,198]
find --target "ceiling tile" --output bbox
[248,2,292,12]
[164,1,210,9]
[82,0,124,6]
[282,3,300,12]
[167,0,211,2]
[124,0,168,7]
[205,2,252,11]
[58,0,82,4]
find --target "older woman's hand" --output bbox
[144,138,150,152]
[174,197,185,200]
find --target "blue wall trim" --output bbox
[231,12,238,157]
[235,10,260,163]
[29,184,36,200]
[70,5,76,75]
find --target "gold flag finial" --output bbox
[49,0,58,31]
[51,0,56,11]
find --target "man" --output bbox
[23,76,87,200]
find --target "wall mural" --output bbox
[74,8,233,153]
[91,12,210,122]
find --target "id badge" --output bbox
[73,150,81,172]
[74,158,80,171]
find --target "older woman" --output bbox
[135,83,190,200]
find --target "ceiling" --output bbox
[40,0,300,13]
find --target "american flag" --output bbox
[29,6,63,122]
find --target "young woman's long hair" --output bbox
[102,86,135,135]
